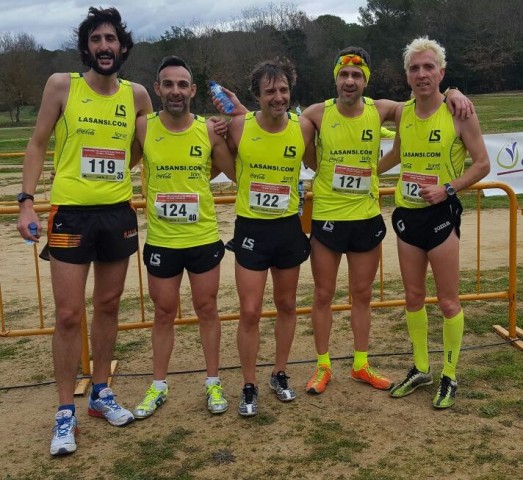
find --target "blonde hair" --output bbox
[403,36,446,71]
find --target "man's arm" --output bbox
[375,89,474,125]
[377,105,403,175]
[17,73,69,240]
[300,115,317,171]
[130,83,153,168]
[207,121,236,181]
[450,114,490,192]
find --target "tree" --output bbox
[0,32,45,124]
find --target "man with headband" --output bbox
[302,46,472,396]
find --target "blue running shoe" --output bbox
[88,387,134,426]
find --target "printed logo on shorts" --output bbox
[241,237,255,251]
[322,221,334,232]
[396,219,405,232]
[149,253,161,266]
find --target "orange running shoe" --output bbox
[306,364,332,394]
[351,363,392,390]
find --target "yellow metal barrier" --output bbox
[0,182,521,388]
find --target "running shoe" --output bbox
[269,371,296,402]
[390,366,433,398]
[50,410,78,455]
[133,383,169,419]
[238,383,258,417]
[88,387,134,426]
[351,363,393,390]
[50,409,78,456]
[433,375,457,409]
[206,382,228,414]
[306,364,332,394]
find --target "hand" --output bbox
[208,116,228,137]
[419,184,447,205]
[446,89,475,120]
[212,86,247,116]
[17,209,41,243]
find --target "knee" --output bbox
[350,284,372,306]
[313,286,335,307]
[405,287,426,310]
[438,297,461,318]
[274,297,296,317]
[55,308,83,332]
[93,290,123,316]
[194,299,218,323]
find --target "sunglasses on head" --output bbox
[337,54,364,66]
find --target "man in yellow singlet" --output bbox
[225,59,316,416]
[302,47,473,397]
[379,37,490,408]
[132,56,235,419]
[17,7,153,455]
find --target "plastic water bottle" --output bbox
[298,180,304,216]
[209,80,234,114]
[25,222,38,245]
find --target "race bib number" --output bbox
[249,182,291,215]
[401,172,438,203]
[81,147,125,181]
[154,193,199,223]
[332,165,371,194]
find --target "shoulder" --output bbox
[130,81,153,115]
[302,101,324,128]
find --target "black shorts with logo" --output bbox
[47,202,138,264]
[392,197,463,251]
[233,214,310,271]
[143,240,225,278]
[311,214,386,253]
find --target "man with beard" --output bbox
[132,56,235,418]
[17,7,152,455]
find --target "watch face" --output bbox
[446,184,456,195]
[17,192,33,202]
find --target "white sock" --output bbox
[205,376,220,387]
[153,379,168,391]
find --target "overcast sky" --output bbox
[0,1,367,50]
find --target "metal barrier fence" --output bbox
[0,182,521,391]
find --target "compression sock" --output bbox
[406,306,430,373]
[442,309,464,381]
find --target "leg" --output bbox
[188,265,221,377]
[310,238,342,357]
[50,258,90,405]
[390,239,433,398]
[430,232,463,390]
[271,265,301,374]
[347,247,380,353]
[348,247,392,390]
[147,272,183,380]
[90,258,130,384]
[235,262,267,385]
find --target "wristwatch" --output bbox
[17,192,35,203]
[444,183,456,196]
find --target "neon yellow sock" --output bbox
[442,309,464,380]
[352,350,368,371]
[317,352,331,368]
[406,306,429,373]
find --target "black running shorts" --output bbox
[47,202,138,264]
[233,214,310,271]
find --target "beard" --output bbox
[86,51,123,76]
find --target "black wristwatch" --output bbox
[17,192,35,203]
[444,183,456,196]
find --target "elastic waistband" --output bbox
[236,213,299,225]
[51,201,132,213]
